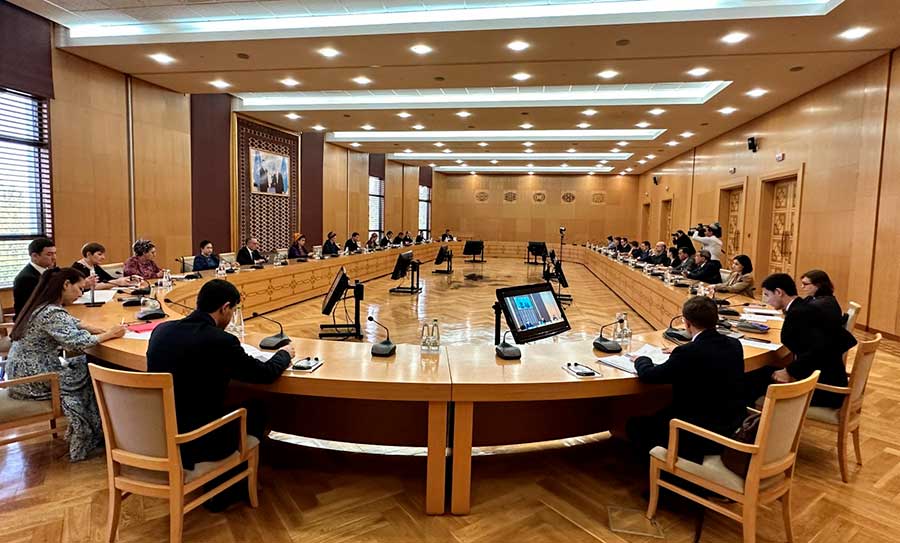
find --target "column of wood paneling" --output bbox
[402,165,419,234]
[384,160,404,235]
[347,149,369,238]
[322,143,349,238]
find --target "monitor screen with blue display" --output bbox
[496,282,571,344]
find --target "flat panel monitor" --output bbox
[496,282,571,344]
[463,240,484,256]
[555,260,569,289]
[527,241,548,257]
[321,266,349,315]
[390,251,414,280]
[435,245,450,265]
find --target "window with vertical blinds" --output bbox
[0,88,52,288]
[368,176,385,238]
[418,185,431,239]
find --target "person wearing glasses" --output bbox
[799,269,842,320]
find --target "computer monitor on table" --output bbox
[321,267,349,315]
[496,282,571,344]
[391,251,414,280]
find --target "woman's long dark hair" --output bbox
[802,269,834,296]
[734,254,753,274]
[11,267,85,340]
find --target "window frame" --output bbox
[418,184,432,239]
[368,175,385,239]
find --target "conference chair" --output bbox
[179,256,195,273]
[106,262,125,279]
[219,252,236,265]
[0,372,63,447]
[647,371,820,543]
[0,300,11,379]
[805,334,881,483]
[89,364,260,543]
[844,301,862,332]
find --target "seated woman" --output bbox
[123,239,164,279]
[192,240,220,271]
[366,233,379,250]
[288,232,310,259]
[6,268,125,461]
[799,269,842,320]
[72,242,139,289]
[322,231,341,256]
[713,254,755,297]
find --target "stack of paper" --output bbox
[599,356,638,374]
[740,339,782,351]
[242,343,275,362]
[599,345,670,375]
[743,307,782,316]
[630,344,670,366]
[73,290,117,304]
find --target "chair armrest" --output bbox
[0,322,12,330]
[665,418,759,470]
[815,383,850,395]
[0,372,62,417]
[175,408,248,455]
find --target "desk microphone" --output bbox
[251,312,291,349]
[367,316,396,357]
[136,293,167,321]
[495,330,521,360]
[664,314,692,344]
[593,318,624,353]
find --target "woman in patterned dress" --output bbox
[6,267,126,461]
[123,239,164,279]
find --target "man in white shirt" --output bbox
[13,237,57,315]
[691,223,723,261]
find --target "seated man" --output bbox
[380,230,394,248]
[14,237,58,315]
[146,279,295,507]
[236,237,265,266]
[193,240,220,271]
[629,240,643,259]
[684,250,722,284]
[647,242,671,266]
[344,232,361,253]
[635,241,653,262]
[441,229,454,242]
[402,231,414,245]
[627,296,745,463]
[671,246,696,274]
[392,230,405,245]
[415,232,425,244]
[617,237,631,253]
[746,273,857,408]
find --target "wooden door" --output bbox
[659,200,672,243]
[768,180,798,275]
[724,188,743,257]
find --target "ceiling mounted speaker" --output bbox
[748,136,758,153]
[652,176,660,185]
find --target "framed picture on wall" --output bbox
[250,147,290,196]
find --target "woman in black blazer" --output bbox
[799,269,842,320]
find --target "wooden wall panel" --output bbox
[49,49,130,266]
[870,51,900,335]
[431,173,639,243]
[637,151,695,245]
[402,164,419,234]
[384,160,404,235]
[322,143,348,238]
[348,149,369,237]
[132,78,192,269]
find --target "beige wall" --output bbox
[401,164,419,234]
[432,173,640,243]
[322,143,369,240]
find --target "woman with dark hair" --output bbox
[800,269,842,319]
[322,231,340,256]
[366,232,380,250]
[123,239,164,279]
[6,268,125,461]
[72,242,140,289]
[288,232,310,259]
[192,240,220,271]
[713,254,755,296]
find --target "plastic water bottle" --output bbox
[216,261,227,277]
[227,307,245,339]
[430,319,441,352]
[421,322,433,353]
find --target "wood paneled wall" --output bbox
[637,54,896,334]
[636,151,695,244]
[431,173,640,243]
[401,164,420,233]
[322,143,369,240]
[384,159,404,234]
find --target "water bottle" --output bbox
[216,260,227,277]
[431,319,441,352]
[421,322,433,353]
[227,306,245,339]
[664,269,672,285]
[617,313,632,352]
[162,268,172,287]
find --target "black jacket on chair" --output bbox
[782,298,856,407]
[146,311,292,469]
[13,264,42,315]
[236,247,262,266]
[685,260,722,284]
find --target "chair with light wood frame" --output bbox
[844,302,862,332]
[805,333,881,483]
[88,363,260,543]
[0,372,63,447]
[646,371,820,543]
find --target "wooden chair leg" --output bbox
[50,418,59,439]
[837,430,849,483]
[247,449,259,508]
[169,491,184,543]
[742,503,757,543]
[646,461,660,519]
[781,489,794,543]
[851,428,863,466]
[693,506,705,543]
[106,489,122,542]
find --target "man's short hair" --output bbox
[196,279,241,312]
[682,296,718,329]
[29,237,54,256]
[761,273,798,296]
[351,232,359,237]
[81,242,105,256]
[698,249,711,260]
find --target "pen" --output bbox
[747,338,771,343]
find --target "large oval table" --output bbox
[69,242,787,515]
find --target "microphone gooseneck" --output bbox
[367,315,391,341]
[252,311,285,336]
[597,317,624,341]
[164,297,195,312]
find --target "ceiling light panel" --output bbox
[236,82,732,111]
[389,152,632,161]
[328,129,666,142]
[436,166,614,174]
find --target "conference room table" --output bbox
[69,241,788,516]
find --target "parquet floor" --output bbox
[2,258,900,543]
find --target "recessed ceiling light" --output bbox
[353,76,373,85]
[412,124,425,130]
[455,159,464,164]
[745,88,769,98]
[434,142,445,147]
[520,123,534,129]
[312,124,326,131]
[597,70,619,79]
[527,163,534,168]
[561,163,569,168]
[625,167,633,172]
[442,148,452,153]
[610,148,621,153]
[410,44,433,55]
[461,163,468,167]
[576,122,591,129]
[666,141,679,146]
[478,142,489,147]
[528,171,535,175]
[638,159,647,164]
[617,141,628,146]
[588,171,594,175]
[280,77,300,87]
[428,163,436,167]
[599,160,608,164]
[522,141,534,147]
[317,47,340,58]
[687,67,710,77]
[149,53,175,64]
[361,123,375,130]
[721,32,749,44]
[582,109,598,116]
[646,154,656,159]
[718,106,738,115]
[285,113,301,120]
[524,148,534,153]
[470,171,477,175]
[619,171,626,175]
[839,27,871,40]
[508,40,530,51]
[680,131,695,138]
[512,72,532,81]
[397,111,412,118]
[404,148,414,153]
[350,142,361,147]
[566,148,576,153]
[456,111,471,118]
[209,79,230,89]
[490,159,499,164]
[635,121,650,128]
[648,108,666,116]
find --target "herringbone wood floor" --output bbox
[2,259,899,543]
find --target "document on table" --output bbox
[242,343,275,362]
[124,331,153,341]
[73,290,117,304]
[741,314,784,323]
[742,307,782,316]
[599,345,670,374]
[740,338,783,351]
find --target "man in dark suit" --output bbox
[236,237,265,266]
[441,229,454,242]
[747,273,857,407]
[627,296,746,463]
[13,237,57,315]
[684,250,722,284]
[671,246,696,274]
[647,241,672,266]
[344,232,361,253]
[380,230,394,248]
